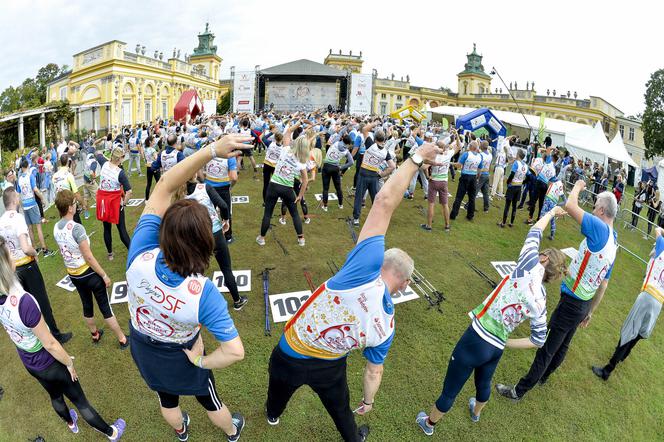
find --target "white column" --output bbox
[92,107,98,132]
[18,116,25,150]
[39,113,46,148]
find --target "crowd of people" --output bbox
[0,108,661,441]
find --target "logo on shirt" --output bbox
[188,280,202,295]
[67,223,73,230]
[142,252,155,261]
[9,295,17,307]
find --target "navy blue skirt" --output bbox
[129,323,211,396]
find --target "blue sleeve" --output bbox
[177,151,185,163]
[545,155,552,163]
[354,136,362,148]
[228,157,237,171]
[151,154,161,170]
[118,170,131,192]
[327,236,385,290]
[198,280,239,342]
[96,153,108,166]
[656,236,664,257]
[363,329,394,364]
[459,152,468,165]
[581,213,610,252]
[30,174,36,190]
[127,215,161,269]
[415,136,424,146]
[349,132,356,143]
[511,162,519,172]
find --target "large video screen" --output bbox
[266,81,338,112]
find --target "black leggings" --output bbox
[103,206,131,254]
[281,179,308,217]
[213,186,233,240]
[70,269,114,319]
[27,361,113,436]
[36,193,45,218]
[213,231,240,303]
[528,180,548,220]
[156,372,222,412]
[322,163,343,206]
[145,167,161,200]
[263,164,275,203]
[16,261,63,338]
[353,154,363,188]
[502,186,522,224]
[261,182,303,237]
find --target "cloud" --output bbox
[1,0,661,115]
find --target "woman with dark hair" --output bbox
[143,136,161,200]
[96,147,132,260]
[126,133,250,442]
[0,236,126,440]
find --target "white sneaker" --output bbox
[304,217,311,224]
[322,206,328,212]
[338,205,344,209]
[279,217,286,225]
[298,237,305,247]
[256,236,265,246]
[353,219,360,226]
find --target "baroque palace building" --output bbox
[41,25,645,166]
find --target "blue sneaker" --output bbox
[469,397,480,422]
[227,412,245,442]
[108,418,126,441]
[68,409,79,434]
[416,411,434,436]
[176,412,190,441]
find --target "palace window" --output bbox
[381,93,386,99]
[397,95,402,100]
[59,86,67,100]
[144,100,152,122]
[395,103,402,109]
[629,127,635,141]
[619,124,624,138]
[380,103,387,115]
[162,101,168,119]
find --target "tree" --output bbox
[217,92,231,114]
[0,63,67,114]
[643,69,664,159]
[35,63,63,99]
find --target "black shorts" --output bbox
[156,372,223,412]
[69,268,114,319]
[241,145,254,157]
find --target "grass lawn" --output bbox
[1,155,663,441]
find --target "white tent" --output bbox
[607,133,638,168]
[564,123,610,166]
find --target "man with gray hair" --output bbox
[266,143,441,441]
[497,180,618,400]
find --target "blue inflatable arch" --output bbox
[455,107,507,148]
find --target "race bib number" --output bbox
[491,261,517,278]
[56,275,76,292]
[110,281,129,304]
[390,285,419,304]
[269,290,312,323]
[126,199,145,207]
[212,270,252,293]
[314,193,338,201]
[231,196,249,204]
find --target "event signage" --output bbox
[349,73,373,115]
[269,285,419,323]
[314,193,338,201]
[231,196,249,204]
[212,270,252,293]
[110,281,129,304]
[233,71,256,112]
[56,275,76,292]
[126,199,144,207]
[491,261,517,278]
[470,114,487,129]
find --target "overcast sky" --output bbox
[2,0,661,116]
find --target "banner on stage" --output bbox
[349,73,373,115]
[110,281,129,304]
[212,270,252,293]
[314,193,337,201]
[231,196,249,204]
[126,199,145,207]
[233,71,256,112]
[491,261,517,278]
[56,275,76,292]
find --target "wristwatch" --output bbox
[410,152,424,168]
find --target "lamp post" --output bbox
[490,66,532,131]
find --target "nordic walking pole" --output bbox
[262,267,275,336]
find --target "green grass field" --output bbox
[1,156,663,442]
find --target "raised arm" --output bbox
[357,143,441,243]
[142,134,251,218]
[564,180,586,224]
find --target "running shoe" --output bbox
[592,365,610,381]
[468,397,480,422]
[233,296,249,311]
[91,329,104,345]
[107,418,126,441]
[119,338,130,350]
[497,222,505,228]
[68,409,79,434]
[265,404,280,426]
[43,249,57,258]
[108,252,114,261]
[548,234,555,241]
[278,217,286,225]
[445,225,451,232]
[358,425,370,442]
[227,412,245,442]
[298,237,306,247]
[416,412,434,436]
[353,219,360,226]
[256,236,265,246]
[226,237,235,244]
[338,205,343,209]
[322,206,328,212]
[175,412,190,442]
[304,217,311,224]
[495,383,522,401]
[56,332,73,345]
[420,224,432,231]
[84,211,90,219]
